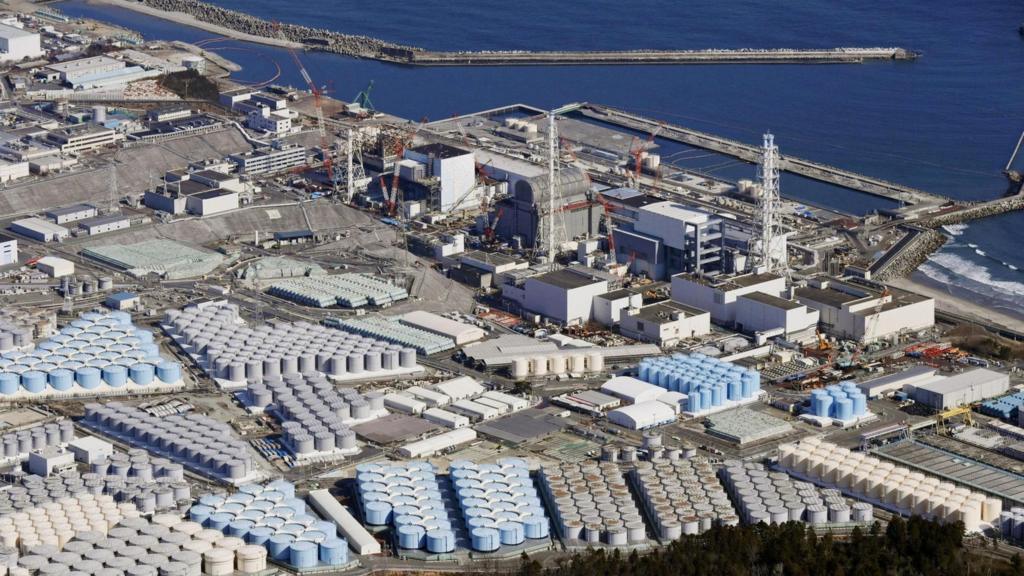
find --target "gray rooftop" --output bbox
[739,291,802,310]
[46,203,95,217]
[532,269,603,290]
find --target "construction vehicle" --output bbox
[816,329,832,352]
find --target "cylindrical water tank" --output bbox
[470,527,499,552]
[317,538,347,565]
[21,370,46,393]
[156,362,180,383]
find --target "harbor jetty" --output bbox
[130,0,917,66]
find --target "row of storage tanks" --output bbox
[0,308,57,353]
[247,373,373,456]
[450,459,550,552]
[6,506,274,576]
[810,383,869,420]
[82,403,255,482]
[510,352,605,379]
[332,316,451,356]
[188,480,349,570]
[637,353,761,412]
[777,438,1001,532]
[719,460,872,525]
[0,492,133,552]
[266,273,409,308]
[0,311,181,396]
[998,508,1024,543]
[164,304,417,383]
[630,458,739,539]
[356,461,460,553]
[538,461,646,546]
[0,465,189,519]
[87,448,191,514]
[1,420,74,460]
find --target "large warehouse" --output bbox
[0,23,43,62]
[608,401,677,430]
[912,368,1010,410]
[600,376,666,405]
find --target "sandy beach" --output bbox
[85,0,303,50]
[888,277,1024,334]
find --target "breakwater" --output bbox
[134,0,916,66]
[873,228,946,281]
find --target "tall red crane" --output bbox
[275,22,336,195]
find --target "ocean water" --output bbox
[58,0,1024,318]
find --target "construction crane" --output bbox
[353,80,375,112]
[274,21,336,196]
[936,404,975,435]
[483,207,504,243]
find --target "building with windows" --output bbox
[613,200,725,280]
[46,203,97,225]
[9,217,69,242]
[246,107,292,134]
[229,142,306,174]
[77,214,130,236]
[46,125,120,154]
[795,277,934,343]
[0,234,17,266]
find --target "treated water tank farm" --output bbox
[637,353,761,413]
[0,308,56,353]
[719,460,871,525]
[267,273,408,308]
[538,461,646,546]
[0,419,74,463]
[0,311,182,399]
[630,457,739,538]
[189,479,350,570]
[355,461,460,553]
[246,372,373,459]
[809,383,869,421]
[82,402,258,484]
[777,438,1001,532]
[327,315,455,354]
[163,303,420,388]
[450,458,551,552]
[0,492,133,550]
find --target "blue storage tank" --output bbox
[156,361,181,383]
[811,391,832,418]
[364,501,392,526]
[76,366,101,389]
[207,512,234,531]
[426,529,456,553]
[199,494,225,508]
[102,365,128,387]
[471,527,500,552]
[836,398,853,420]
[318,538,348,565]
[523,517,549,539]
[246,526,274,546]
[741,378,755,398]
[397,525,425,549]
[0,372,18,395]
[851,393,867,416]
[20,371,46,394]
[727,379,742,400]
[129,363,154,385]
[711,384,724,406]
[688,390,702,412]
[497,522,525,545]
[699,387,712,410]
[188,505,213,524]
[227,519,254,538]
[267,534,294,561]
[289,540,317,568]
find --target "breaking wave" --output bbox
[941,223,968,237]
[923,251,1024,299]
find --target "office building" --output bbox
[46,125,120,154]
[230,141,306,174]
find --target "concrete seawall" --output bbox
[123,0,916,66]
[873,228,946,281]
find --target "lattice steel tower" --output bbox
[757,132,781,272]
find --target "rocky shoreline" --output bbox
[874,229,946,281]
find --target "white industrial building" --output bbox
[608,401,677,430]
[36,256,74,278]
[383,392,426,415]
[433,376,485,401]
[0,158,28,182]
[912,368,1009,410]
[46,203,97,225]
[619,300,711,346]
[504,268,609,326]
[185,190,239,216]
[9,217,69,242]
[47,56,124,83]
[398,428,477,458]
[0,234,16,266]
[422,407,469,429]
[67,436,113,464]
[594,288,644,326]
[403,143,476,212]
[230,142,306,174]
[795,277,934,343]
[600,376,667,405]
[246,107,293,135]
[78,214,130,236]
[400,311,485,345]
[46,125,120,154]
[403,385,452,407]
[450,399,500,421]
[0,23,43,62]
[734,291,820,344]
[856,365,937,399]
[480,390,529,412]
[613,201,726,279]
[671,272,786,325]
[27,448,75,477]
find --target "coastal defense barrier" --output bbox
[137,0,916,66]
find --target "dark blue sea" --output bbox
[58,0,1024,318]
